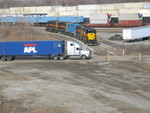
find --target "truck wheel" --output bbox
[81,55,87,60]
[59,56,64,60]
[12,57,15,60]
[7,56,13,61]
[53,56,58,60]
[1,56,7,61]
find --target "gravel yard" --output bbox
[0,27,150,113]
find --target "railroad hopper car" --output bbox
[0,40,92,61]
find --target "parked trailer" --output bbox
[0,40,92,61]
[123,26,150,41]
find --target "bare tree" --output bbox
[0,0,150,8]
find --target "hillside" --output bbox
[0,0,149,8]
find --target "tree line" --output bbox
[0,0,149,8]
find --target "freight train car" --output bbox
[58,22,69,34]
[46,21,98,46]
[142,17,150,26]
[75,25,97,46]
[66,23,80,37]
[85,13,143,27]
[46,21,69,33]
[0,16,58,26]
[46,21,58,32]
[0,16,84,26]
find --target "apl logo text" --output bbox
[24,44,37,53]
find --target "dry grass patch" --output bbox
[0,25,54,41]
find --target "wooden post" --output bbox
[123,49,125,56]
[114,48,116,55]
[122,42,125,55]
[105,48,107,62]
[139,53,142,62]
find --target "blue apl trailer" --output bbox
[0,40,92,61]
[0,40,64,61]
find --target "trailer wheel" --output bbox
[81,55,87,60]
[1,56,7,61]
[12,57,15,60]
[7,56,13,61]
[53,56,58,60]
[59,56,64,60]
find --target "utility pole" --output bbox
[73,0,78,23]
[8,0,10,26]
[9,0,10,15]
[36,0,38,23]
[36,0,37,16]
[77,5,78,23]
[35,0,38,22]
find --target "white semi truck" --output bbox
[0,40,92,61]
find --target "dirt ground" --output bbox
[0,27,150,113]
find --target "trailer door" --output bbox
[54,41,64,54]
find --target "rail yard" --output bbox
[0,26,150,113]
[1,1,150,113]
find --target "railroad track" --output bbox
[91,43,116,56]
[95,28,123,33]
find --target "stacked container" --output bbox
[89,14,108,24]
[59,6,76,16]
[144,4,150,9]
[139,8,150,24]
[139,4,150,25]
[118,14,142,27]
[139,9,150,17]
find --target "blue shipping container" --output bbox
[0,16,83,23]
[0,17,58,23]
[59,16,84,23]
[0,40,65,56]
[27,17,58,23]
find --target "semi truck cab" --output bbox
[66,41,92,59]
